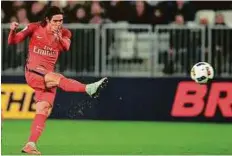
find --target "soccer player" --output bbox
[8,6,108,155]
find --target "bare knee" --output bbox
[36,101,52,117]
[44,72,63,88]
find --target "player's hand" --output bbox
[10,22,19,31]
[54,30,62,41]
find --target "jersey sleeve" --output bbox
[8,23,38,45]
[60,29,72,51]
[62,29,72,39]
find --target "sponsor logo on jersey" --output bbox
[33,46,57,56]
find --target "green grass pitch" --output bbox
[2,120,232,155]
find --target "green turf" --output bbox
[2,120,232,155]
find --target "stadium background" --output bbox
[1,0,232,155]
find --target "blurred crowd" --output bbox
[2,1,232,26]
[2,1,232,76]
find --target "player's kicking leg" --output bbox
[45,73,108,98]
[85,77,108,98]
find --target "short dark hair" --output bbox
[41,6,63,26]
[44,6,64,20]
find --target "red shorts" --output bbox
[25,67,57,105]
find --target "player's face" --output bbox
[48,14,63,32]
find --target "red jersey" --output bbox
[8,23,71,72]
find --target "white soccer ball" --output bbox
[190,62,214,84]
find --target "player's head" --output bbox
[42,6,64,32]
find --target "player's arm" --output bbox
[55,29,71,51]
[8,22,35,45]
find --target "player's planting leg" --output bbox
[22,101,52,155]
[22,142,41,155]
[45,72,108,98]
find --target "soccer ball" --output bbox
[190,62,214,84]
